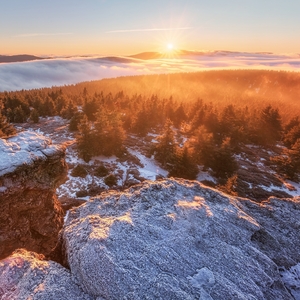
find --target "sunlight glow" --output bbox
[167,43,174,50]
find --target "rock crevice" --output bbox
[0,131,67,260]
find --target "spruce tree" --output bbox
[155,119,177,168]
[169,146,198,179]
[0,104,16,137]
[30,108,39,123]
[77,115,95,162]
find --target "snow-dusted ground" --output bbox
[258,181,300,197]
[128,148,168,180]
[197,168,217,184]
[19,117,169,200]
[58,148,169,199]
[15,116,300,202]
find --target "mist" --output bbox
[0,52,299,92]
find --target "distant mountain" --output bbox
[93,56,138,63]
[129,52,164,60]
[129,50,277,60]
[128,50,230,60]
[0,55,45,63]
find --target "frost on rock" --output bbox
[0,130,67,259]
[188,267,215,290]
[61,178,300,299]
[281,263,300,300]
[0,249,91,300]
[0,131,61,176]
[188,268,215,300]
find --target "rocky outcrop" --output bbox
[1,178,300,299]
[0,131,67,259]
[0,249,91,299]
[60,179,299,299]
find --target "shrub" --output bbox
[94,165,109,177]
[71,165,88,178]
[30,109,39,123]
[104,174,117,187]
[76,190,88,198]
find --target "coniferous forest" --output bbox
[1,70,300,199]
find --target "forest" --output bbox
[0,70,299,197]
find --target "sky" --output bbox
[1,0,300,56]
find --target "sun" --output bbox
[167,43,174,51]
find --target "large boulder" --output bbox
[0,131,67,259]
[0,249,91,300]
[60,179,300,299]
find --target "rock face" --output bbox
[0,249,91,300]
[60,179,300,299]
[1,178,300,299]
[0,131,67,259]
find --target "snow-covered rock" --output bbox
[0,131,67,259]
[0,131,62,177]
[59,178,300,299]
[281,263,300,299]
[0,249,91,300]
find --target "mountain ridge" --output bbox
[0,54,46,63]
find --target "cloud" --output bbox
[107,27,192,33]
[15,33,73,38]
[0,58,142,91]
[0,52,299,92]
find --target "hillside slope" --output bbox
[69,70,300,120]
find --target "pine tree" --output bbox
[94,108,108,154]
[69,112,84,131]
[77,115,95,162]
[191,126,215,167]
[271,140,300,181]
[102,112,125,156]
[155,119,177,168]
[257,105,282,146]
[13,106,26,123]
[131,109,149,136]
[61,101,77,119]
[30,108,39,123]
[169,146,198,179]
[283,116,300,148]
[290,139,300,171]
[0,102,16,137]
[212,137,238,178]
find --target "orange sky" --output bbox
[1,1,300,56]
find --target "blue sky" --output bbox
[1,0,300,55]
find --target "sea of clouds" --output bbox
[0,52,299,92]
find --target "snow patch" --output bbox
[128,148,168,180]
[197,170,217,184]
